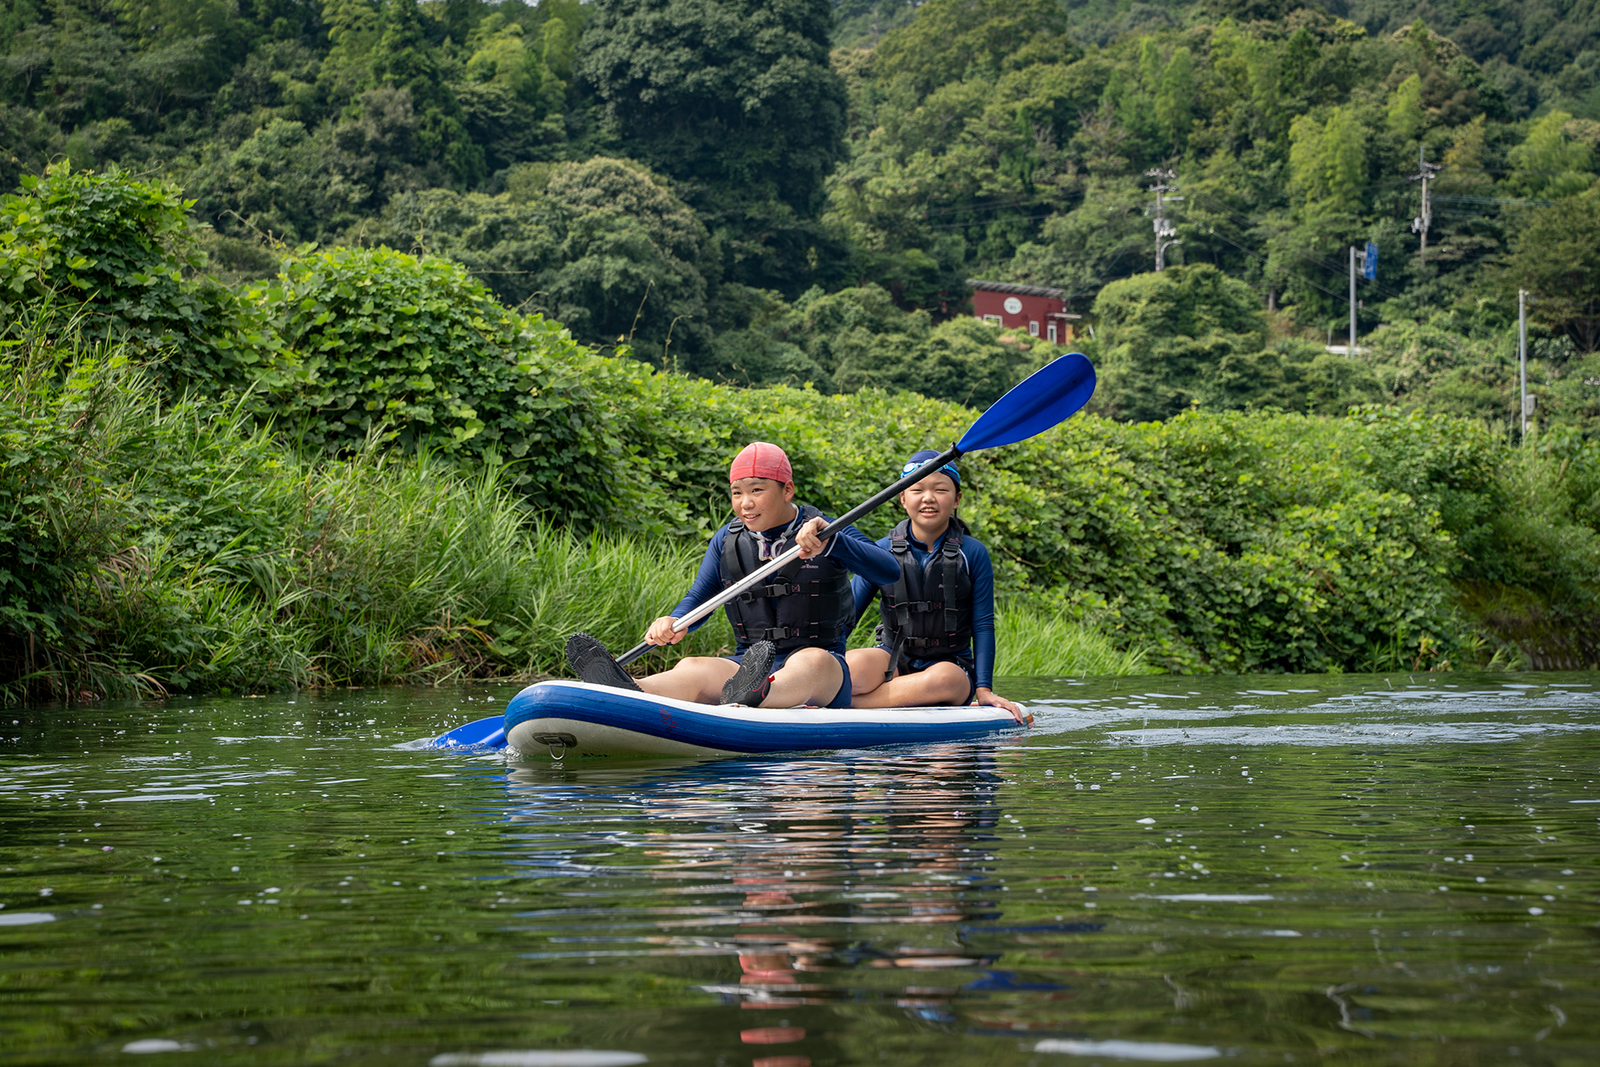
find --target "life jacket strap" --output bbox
[746,625,811,642]
[735,577,796,602]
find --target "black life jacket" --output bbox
[878,518,973,678]
[720,504,854,652]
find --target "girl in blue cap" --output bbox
[845,451,1024,721]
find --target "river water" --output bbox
[2,673,1598,1066]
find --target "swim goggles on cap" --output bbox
[900,457,960,487]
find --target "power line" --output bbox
[1182,190,1410,301]
[1197,224,1350,303]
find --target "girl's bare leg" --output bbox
[851,660,971,709]
[845,648,892,696]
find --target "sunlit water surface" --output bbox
[3,673,1600,1066]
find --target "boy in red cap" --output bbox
[568,442,900,707]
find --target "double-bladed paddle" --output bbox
[610,351,1097,668]
[426,351,1096,749]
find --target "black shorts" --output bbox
[726,648,853,708]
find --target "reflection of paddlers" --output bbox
[847,451,1023,721]
[569,441,898,708]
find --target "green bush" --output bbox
[248,245,665,526]
[553,376,1500,674]
[0,163,277,393]
[1091,265,1384,420]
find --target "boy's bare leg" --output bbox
[639,657,740,704]
[761,647,844,708]
[851,660,971,708]
[845,648,892,696]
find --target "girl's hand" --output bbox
[976,687,1029,726]
[795,516,831,558]
[646,616,688,646]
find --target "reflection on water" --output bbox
[1,674,1598,1065]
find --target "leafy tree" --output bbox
[1155,45,1196,150]
[1507,111,1597,199]
[187,117,351,243]
[367,0,483,186]
[871,0,1074,99]
[369,157,711,361]
[1093,264,1271,421]
[1385,72,1423,139]
[1501,194,1600,353]
[832,0,919,49]
[577,0,847,291]
[317,0,381,106]
[1288,105,1367,216]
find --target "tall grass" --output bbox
[994,604,1155,677]
[285,453,736,683]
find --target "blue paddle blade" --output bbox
[957,352,1096,452]
[429,714,507,749]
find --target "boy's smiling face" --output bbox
[900,473,960,535]
[731,477,797,531]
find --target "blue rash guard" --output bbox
[671,507,899,655]
[850,528,998,691]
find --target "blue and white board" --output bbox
[503,679,1025,759]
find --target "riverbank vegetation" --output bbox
[3,165,1597,701]
[0,328,1144,700]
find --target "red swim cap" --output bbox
[729,441,793,484]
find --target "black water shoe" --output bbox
[721,640,776,706]
[566,633,643,692]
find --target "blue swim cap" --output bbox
[901,449,960,487]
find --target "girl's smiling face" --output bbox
[900,473,960,537]
[730,477,797,531]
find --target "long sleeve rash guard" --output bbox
[849,530,998,691]
[670,508,900,654]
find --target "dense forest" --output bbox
[1,0,1598,423]
[4,0,1600,699]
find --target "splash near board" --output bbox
[502,680,1025,759]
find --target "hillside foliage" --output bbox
[0,0,1597,424]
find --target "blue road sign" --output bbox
[1363,242,1378,281]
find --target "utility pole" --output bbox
[1347,242,1375,352]
[1407,147,1442,261]
[1145,167,1182,271]
[1349,247,1357,351]
[1519,289,1529,440]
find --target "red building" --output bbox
[966,279,1080,343]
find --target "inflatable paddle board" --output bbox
[503,679,1025,759]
